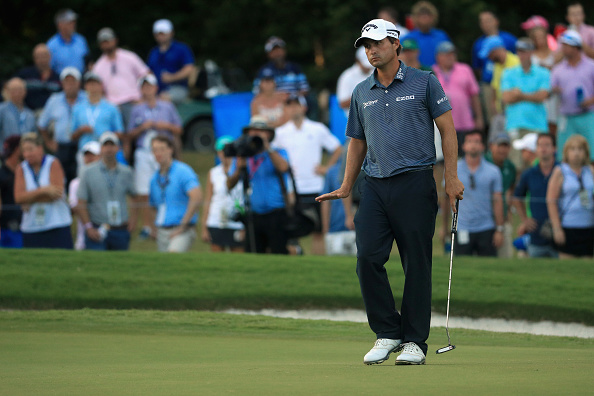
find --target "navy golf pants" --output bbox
[354,168,438,355]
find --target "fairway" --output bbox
[1,310,593,395]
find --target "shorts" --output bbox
[208,227,243,248]
[325,231,357,256]
[23,226,73,249]
[298,193,322,233]
[134,148,159,195]
[557,227,594,257]
[157,226,196,253]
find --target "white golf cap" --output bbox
[138,74,158,87]
[59,66,81,81]
[512,133,538,153]
[354,19,400,48]
[559,30,582,47]
[99,131,120,145]
[153,19,173,34]
[356,46,373,68]
[82,141,101,155]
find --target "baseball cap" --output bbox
[55,9,78,24]
[401,39,419,51]
[60,66,81,81]
[436,41,456,54]
[490,132,511,145]
[242,115,275,135]
[265,36,286,53]
[153,19,173,34]
[512,133,538,152]
[515,38,535,52]
[478,35,505,59]
[521,15,549,31]
[99,132,120,145]
[97,27,116,42]
[560,30,582,47]
[82,141,101,155]
[83,71,102,83]
[355,46,373,68]
[215,136,234,152]
[354,19,400,48]
[138,74,158,87]
[286,94,308,107]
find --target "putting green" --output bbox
[1,310,592,395]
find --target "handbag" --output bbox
[539,189,580,240]
[276,167,318,239]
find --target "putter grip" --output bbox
[451,199,459,234]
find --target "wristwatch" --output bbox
[496,225,504,232]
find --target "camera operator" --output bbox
[226,116,290,254]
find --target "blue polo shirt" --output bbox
[149,160,200,227]
[147,41,195,91]
[323,163,348,233]
[229,149,289,214]
[71,99,124,150]
[471,31,517,83]
[47,33,89,74]
[253,61,310,94]
[457,157,503,233]
[501,64,550,132]
[0,102,37,144]
[401,28,450,67]
[38,91,88,143]
[514,162,558,246]
[346,61,452,178]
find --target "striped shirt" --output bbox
[346,61,452,178]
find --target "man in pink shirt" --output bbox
[92,28,150,128]
[432,41,484,156]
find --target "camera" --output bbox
[223,135,264,157]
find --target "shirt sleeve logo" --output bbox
[437,96,449,105]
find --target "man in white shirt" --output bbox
[274,95,342,254]
[336,47,374,116]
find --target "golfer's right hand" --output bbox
[315,187,350,202]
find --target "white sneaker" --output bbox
[395,342,426,365]
[363,338,402,365]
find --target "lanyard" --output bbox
[11,104,27,132]
[101,165,119,199]
[248,156,266,180]
[30,156,47,188]
[86,104,101,127]
[158,163,173,203]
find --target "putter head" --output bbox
[436,345,456,354]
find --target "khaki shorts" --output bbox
[157,227,196,253]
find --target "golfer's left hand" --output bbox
[445,177,464,213]
[316,187,350,202]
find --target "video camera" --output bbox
[223,135,264,157]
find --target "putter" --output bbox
[436,199,459,355]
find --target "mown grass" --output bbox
[1,249,592,325]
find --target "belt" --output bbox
[159,224,195,230]
[92,223,128,230]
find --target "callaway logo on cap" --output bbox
[354,19,400,48]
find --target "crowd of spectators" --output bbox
[1,2,594,259]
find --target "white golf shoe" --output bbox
[363,338,402,365]
[395,342,426,365]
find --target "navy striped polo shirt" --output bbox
[346,61,452,178]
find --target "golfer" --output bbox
[316,19,464,365]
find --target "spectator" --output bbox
[485,133,517,258]
[226,117,290,254]
[471,11,517,84]
[46,9,89,74]
[68,141,100,250]
[378,6,409,38]
[565,2,594,59]
[479,35,520,117]
[71,72,124,164]
[92,28,151,128]
[401,1,450,68]
[13,132,72,249]
[512,132,539,170]
[546,134,594,258]
[501,38,550,167]
[200,136,245,252]
[432,41,483,154]
[274,96,342,255]
[37,67,87,187]
[15,44,61,112]
[399,39,432,71]
[522,16,560,136]
[320,161,356,256]
[0,136,23,248]
[76,132,136,251]
[551,30,594,161]
[253,36,310,96]
[336,47,373,116]
[443,131,504,256]
[0,78,37,145]
[149,135,202,253]
[128,74,183,239]
[147,19,196,103]
[250,71,289,127]
[513,133,558,258]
